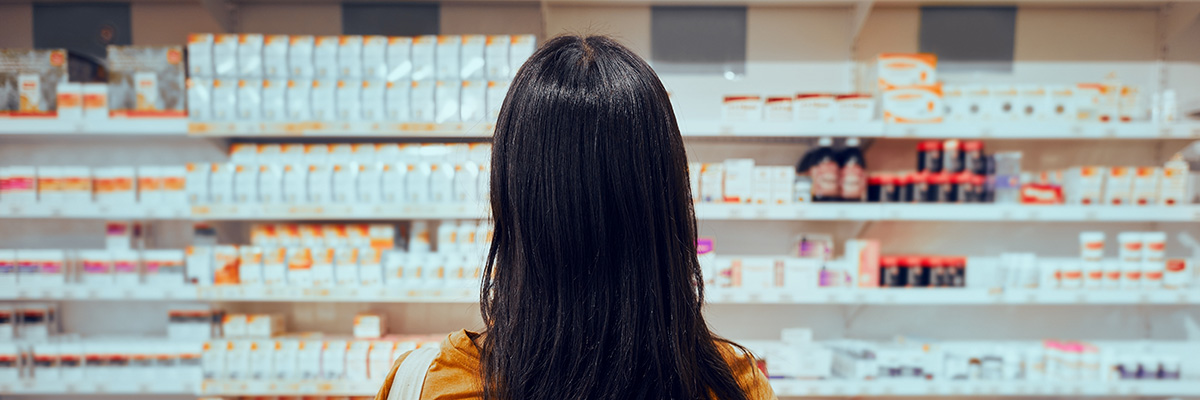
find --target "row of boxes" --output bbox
[228,143,491,166]
[188,33,535,82]
[201,336,440,382]
[0,166,186,205]
[188,78,509,123]
[1,339,202,382]
[0,249,186,287]
[1061,159,1189,206]
[689,160,798,204]
[188,162,488,205]
[722,94,875,123]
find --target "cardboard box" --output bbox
[795,94,834,121]
[876,53,937,88]
[882,85,943,124]
[722,95,762,122]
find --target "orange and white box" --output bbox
[354,313,388,339]
[332,164,358,203]
[185,163,211,204]
[770,166,795,205]
[213,245,241,285]
[160,166,187,206]
[722,159,754,204]
[461,35,486,81]
[335,247,359,286]
[210,79,236,120]
[307,164,333,204]
[282,164,307,204]
[346,340,372,380]
[312,246,336,286]
[94,167,136,205]
[135,166,163,205]
[509,35,537,75]
[246,313,285,338]
[362,35,387,80]
[187,33,215,77]
[301,224,327,247]
[359,247,383,286]
[362,80,385,121]
[411,80,436,122]
[367,341,396,380]
[238,246,264,285]
[263,34,289,78]
[260,247,286,285]
[58,166,92,205]
[699,163,724,203]
[1104,167,1134,206]
[1132,167,1161,206]
[795,94,835,122]
[485,35,511,80]
[1160,156,1188,206]
[111,249,140,285]
[313,36,339,79]
[411,35,436,81]
[876,53,937,88]
[0,167,38,204]
[213,34,238,78]
[35,167,63,204]
[209,164,236,203]
[763,96,793,122]
[311,79,337,121]
[336,80,362,121]
[56,83,82,120]
[289,35,316,78]
[436,35,462,80]
[882,84,943,124]
[259,164,284,204]
[222,314,248,338]
[835,94,875,122]
[722,95,762,122]
[1066,166,1106,205]
[237,34,264,77]
[82,83,109,120]
[287,247,314,286]
[751,166,772,204]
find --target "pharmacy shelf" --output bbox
[0,203,190,219]
[7,285,1197,305]
[883,121,1200,139]
[198,380,378,396]
[693,203,1200,222]
[0,118,189,136]
[768,379,1199,397]
[191,203,490,220]
[187,121,494,138]
[678,120,884,138]
[0,379,197,395]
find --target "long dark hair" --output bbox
[479,35,752,400]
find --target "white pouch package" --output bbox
[460,35,486,80]
[385,81,411,121]
[435,80,460,123]
[386,36,413,82]
[261,79,286,121]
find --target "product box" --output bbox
[699,163,724,203]
[223,314,248,338]
[79,250,113,285]
[287,247,314,286]
[367,341,395,380]
[314,36,339,79]
[213,34,239,78]
[362,80,386,121]
[321,340,348,380]
[460,80,487,122]
[722,95,762,122]
[236,34,264,77]
[461,35,486,80]
[362,35,387,80]
[137,166,165,204]
[336,80,362,121]
[185,163,211,204]
[1075,83,1106,122]
[722,159,755,203]
[0,49,68,116]
[1104,167,1134,206]
[509,35,537,73]
[762,96,792,122]
[208,163,234,204]
[187,33,215,78]
[286,80,312,120]
[238,246,264,285]
[454,162,480,203]
[780,258,819,290]
[1066,166,1106,205]
[962,85,991,121]
[430,163,454,203]
[359,247,384,286]
[882,85,943,124]
[213,245,241,285]
[185,246,214,286]
[876,53,937,88]
[384,81,411,121]
[143,249,185,286]
[795,94,835,122]
[846,239,881,288]
[311,79,337,121]
[386,36,413,82]
[289,35,315,78]
[353,313,388,339]
[486,80,510,121]
[941,85,965,122]
[1017,85,1049,121]
[346,340,371,380]
[211,79,237,120]
[990,85,1019,122]
[187,78,213,120]
[0,250,16,286]
[1132,167,1161,206]
[312,246,335,286]
[485,35,511,80]
[307,164,333,204]
[435,80,460,123]
[770,166,794,205]
[1047,85,1076,121]
[58,166,92,204]
[335,247,359,285]
[56,82,82,119]
[82,83,109,120]
[259,247,286,283]
[1161,156,1188,206]
[111,249,140,285]
[246,313,284,338]
[834,94,874,122]
[262,79,286,120]
[107,46,186,117]
[0,166,38,204]
[261,34,289,78]
[411,35,436,81]
[339,35,364,78]
[411,81,435,122]
[36,166,62,204]
[436,35,462,80]
[236,79,262,120]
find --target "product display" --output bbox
[724,93,875,122]
[0,49,68,117]
[106,45,187,118]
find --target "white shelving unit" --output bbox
[5,285,1196,305]
[187,121,495,138]
[767,380,1200,397]
[0,380,198,395]
[0,119,189,136]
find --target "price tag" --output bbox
[1025,293,1038,303]
[1139,293,1151,303]
[754,207,768,219]
[728,207,742,219]
[123,289,136,299]
[904,127,917,137]
[1084,210,1099,220]
[139,383,151,393]
[87,289,100,298]
[95,383,106,393]
[1075,293,1087,303]
[747,293,761,303]
[9,206,20,215]
[979,127,993,137]
[1071,125,1085,136]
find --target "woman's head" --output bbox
[480,35,749,400]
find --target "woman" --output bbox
[375,35,775,400]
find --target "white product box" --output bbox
[357,163,384,203]
[223,314,248,338]
[111,249,140,285]
[722,159,754,203]
[354,313,388,339]
[286,80,312,120]
[188,33,214,77]
[94,167,136,205]
[307,164,333,204]
[461,35,486,80]
[762,96,793,122]
[1161,156,1188,206]
[1066,166,1106,206]
[202,340,227,379]
[454,162,480,203]
[313,246,335,286]
[225,340,250,379]
[211,79,237,120]
[247,340,273,380]
[359,247,383,286]
[386,36,413,82]
[877,53,936,87]
[942,85,965,122]
[82,83,109,120]
[1047,85,1077,121]
[412,35,436,81]
[461,80,486,122]
[751,166,772,204]
[272,339,300,379]
[208,163,235,204]
[882,85,943,123]
[833,94,875,122]
[143,249,185,286]
[1017,85,1049,121]
[795,94,835,122]
[1104,167,1134,206]
[699,163,725,203]
[282,164,307,204]
[79,250,113,285]
[990,85,1019,122]
[486,80,509,121]
[287,247,314,286]
[333,164,358,203]
[770,166,794,205]
[435,80,460,123]
[314,36,339,79]
[509,35,536,73]
[187,78,212,121]
[362,35,387,80]
[185,163,210,204]
[960,85,991,121]
[230,143,257,164]
[722,95,762,122]
[295,340,322,379]
[238,34,264,77]
[738,257,775,289]
[233,164,259,204]
[258,164,284,204]
[136,166,163,205]
[311,79,337,121]
[381,164,407,203]
[247,313,284,338]
[262,34,289,78]
[321,340,348,380]
[262,79,286,121]
[35,167,62,204]
[382,250,405,285]
[411,81,436,122]
[289,35,315,78]
[339,35,364,78]
[56,82,82,119]
[436,35,461,80]
[346,341,372,380]
[213,34,239,78]
[485,35,511,80]
[385,81,411,121]
[367,341,395,380]
[185,246,214,286]
[1118,85,1140,122]
[1,166,38,204]
[1132,167,1160,206]
[336,80,362,121]
[362,80,386,120]
[430,163,454,203]
[239,246,264,285]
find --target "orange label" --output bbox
[83,93,107,109]
[139,177,162,191]
[1087,271,1104,280]
[1144,271,1163,281]
[1106,271,1122,280]
[1125,271,1142,280]
[58,92,81,108]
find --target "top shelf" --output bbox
[2,119,1198,140]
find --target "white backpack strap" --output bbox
[386,346,441,400]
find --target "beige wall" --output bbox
[440,3,542,36]
[239,3,342,35]
[747,7,851,62]
[0,3,34,48]
[131,3,223,46]
[544,5,651,58]
[854,7,920,61]
[1014,8,1159,61]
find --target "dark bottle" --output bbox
[962,140,985,175]
[808,137,841,202]
[838,138,867,202]
[917,140,943,173]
